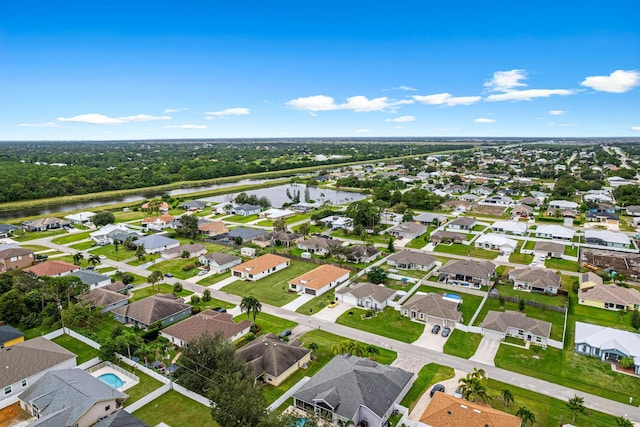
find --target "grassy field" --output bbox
[19,244,52,252]
[568,293,635,332]
[89,244,138,261]
[399,363,455,411]
[133,390,219,427]
[508,252,534,264]
[494,343,640,405]
[381,263,428,280]
[336,307,425,343]
[473,297,566,341]
[523,240,536,250]
[190,297,236,311]
[196,271,235,286]
[222,260,317,307]
[51,334,98,364]
[564,245,578,256]
[295,290,336,315]
[152,258,202,280]
[130,283,193,302]
[415,285,485,324]
[12,229,67,241]
[545,257,579,272]
[224,214,260,223]
[493,282,568,307]
[51,231,92,244]
[262,329,397,404]
[128,253,160,266]
[433,243,498,260]
[117,362,164,406]
[233,312,297,339]
[442,330,482,358]
[69,241,94,250]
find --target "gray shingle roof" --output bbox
[69,269,111,286]
[339,282,396,304]
[79,288,128,307]
[293,355,412,420]
[236,334,311,378]
[0,324,24,345]
[162,310,251,343]
[387,251,436,267]
[439,259,495,279]
[533,240,565,254]
[509,267,561,290]
[133,235,179,250]
[481,310,551,338]
[112,294,190,326]
[401,293,462,323]
[201,252,241,266]
[93,410,150,427]
[0,337,76,387]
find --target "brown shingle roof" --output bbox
[236,334,310,378]
[579,284,640,306]
[162,310,251,343]
[112,294,190,326]
[79,288,128,307]
[198,221,228,234]
[401,293,462,323]
[289,264,350,290]
[231,254,289,276]
[341,282,396,304]
[420,392,521,427]
[24,260,80,277]
[0,247,33,260]
[481,310,551,338]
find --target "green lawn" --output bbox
[473,297,566,341]
[233,312,297,339]
[404,227,435,249]
[399,363,455,411]
[494,343,640,405]
[295,290,336,315]
[381,263,428,280]
[196,272,234,286]
[415,285,485,324]
[117,362,164,406]
[285,212,313,225]
[336,307,425,343]
[569,292,636,332]
[152,258,201,280]
[545,258,579,272]
[564,245,578,256]
[523,240,536,250]
[442,329,482,358]
[51,334,98,364]
[89,244,138,261]
[190,297,236,311]
[433,243,498,260]
[133,390,219,427]
[51,231,92,244]
[485,378,621,427]
[262,330,397,404]
[224,214,259,223]
[493,283,568,307]
[113,210,149,223]
[508,252,534,264]
[222,260,317,307]
[12,229,67,241]
[131,283,193,302]
[128,253,161,266]
[19,244,52,252]
[70,241,94,250]
[256,220,273,227]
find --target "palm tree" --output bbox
[147,199,162,217]
[336,419,355,427]
[72,252,84,266]
[501,389,514,407]
[147,270,164,292]
[567,395,585,422]
[240,296,262,325]
[457,372,490,403]
[616,416,634,427]
[516,407,536,426]
[88,254,101,266]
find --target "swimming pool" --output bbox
[98,373,125,389]
[442,293,463,304]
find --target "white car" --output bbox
[531,260,538,266]
[197,270,208,276]
[98,255,107,260]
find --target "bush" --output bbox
[245,332,256,342]
[191,306,201,314]
[202,289,211,302]
[191,295,200,304]
[182,263,196,272]
[173,283,183,293]
[518,299,525,311]
[620,356,635,369]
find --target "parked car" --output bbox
[85,266,95,270]
[278,329,292,339]
[431,324,441,334]
[441,327,451,337]
[454,387,463,398]
[164,272,173,278]
[212,307,227,313]
[197,270,207,276]
[98,255,107,260]
[430,384,445,398]
[328,301,339,308]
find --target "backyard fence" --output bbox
[487,293,566,313]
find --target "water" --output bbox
[97,373,125,389]
[200,184,366,207]
[443,293,461,300]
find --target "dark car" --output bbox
[441,327,451,337]
[431,324,441,334]
[430,384,445,398]
[278,329,292,339]
[212,307,227,313]
[164,272,173,278]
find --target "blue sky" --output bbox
[1,1,639,140]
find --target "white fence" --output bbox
[172,383,211,407]
[126,383,172,413]
[77,357,101,370]
[419,280,487,297]
[87,361,139,383]
[118,355,171,384]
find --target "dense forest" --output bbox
[0,140,473,202]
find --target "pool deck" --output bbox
[90,366,139,392]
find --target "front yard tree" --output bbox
[0,289,28,324]
[567,395,585,422]
[210,370,267,427]
[273,217,287,232]
[501,389,514,407]
[631,309,640,331]
[72,252,84,266]
[148,270,164,291]
[178,214,199,240]
[240,295,262,325]
[387,236,395,253]
[88,254,101,266]
[135,245,146,261]
[516,407,536,426]
[93,211,115,227]
[616,416,634,427]
[297,222,310,236]
[367,266,387,284]
[202,289,211,302]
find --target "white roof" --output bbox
[64,212,96,221]
[89,223,131,237]
[536,225,575,239]
[585,229,631,245]
[491,220,527,234]
[575,322,640,359]
[475,234,518,249]
[262,208,295,219]
[549,200,578,209]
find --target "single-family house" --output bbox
[198,252,242,273]
[0,247,34,272]
[519,197,541,207]
[197,220,228,237]
[584,230,632,249]
[578,273,640,311]
[401,293,462,327]
[289,264,350,296]
[63,212,97,226]
[236,334,312,387]
[438,259,496,288]
[141,200,169,213]
[386,222,427,240]
[293,355,413,427]
[161,310,252,347]
[625,206,640,216]
[1,337,76,402]
[69,270,112,289]
[585,211,620,225]
[584,190,614,204]
[231,254,290,281]
[21,217,70,232]
[141,214,175,231]
[90,224,138,245]
[459,194,478,202]
[297,236,342,255]
[161,243,207,260]
[533,241,565,259]
[534,225,575,241]
[414,213,447,226]
[259,208,296,220]
[447,217,477,231]
[0,324,24,348]
[112,294,191,329]
[179,200,207,211]
[252,231,303,248]
[103,281,128,294]
[319,215,353,230]
[0,224,19,238]
[491,220,528,236]
[549,200,579,210]
[19,369,126,427]
[231,204,262,216]
[429,230,466,244]
[336,282,396,310]
[481,310,551,345]
[345,245,380,263]
[92,410,149,427]
[133,235,180,254]
[474,234,518,254]
[509,267,561,294]
[241,247,257,258]
[479,195,513,206]
[387,251,437,271]
[574,322,640,375]
[471,186,494,196]
[78,288,129,313]
[24,260,80,277]
[442,200,471,213]
[419,392,522,427]
[512,204,534,218]
[221,227,267,243]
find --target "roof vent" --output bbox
[473,409,481,413]
[447,411,452,415]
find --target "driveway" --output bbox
[207,275,238,290]
[408,369,467,421]
[412,322,451,351]
[469,336,501,366]
[281,294,315,312]
[312,301,354,322]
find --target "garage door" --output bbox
[483,329,503,340]
[304,288,316,295]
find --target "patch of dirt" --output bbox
[581,248,640,280]
[471,205,507,216]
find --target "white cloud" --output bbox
[57,113,171,124]
[383,85,418,92]
[342,96,390,112]
[287,95,338,111]
[164,124,207,129]
[16,121,61,128]
[474,118,496,123]
[631,126,640,131]
[413,93,481,106]
[385,115,416,123]
[485,70,528,92]
[287,95,404,112]
[486,89,575,102]
[163,108,179,113]
[549,110,568,115]
[581,70,640,93]
[204,107,251,118]
[355,129,370,133]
